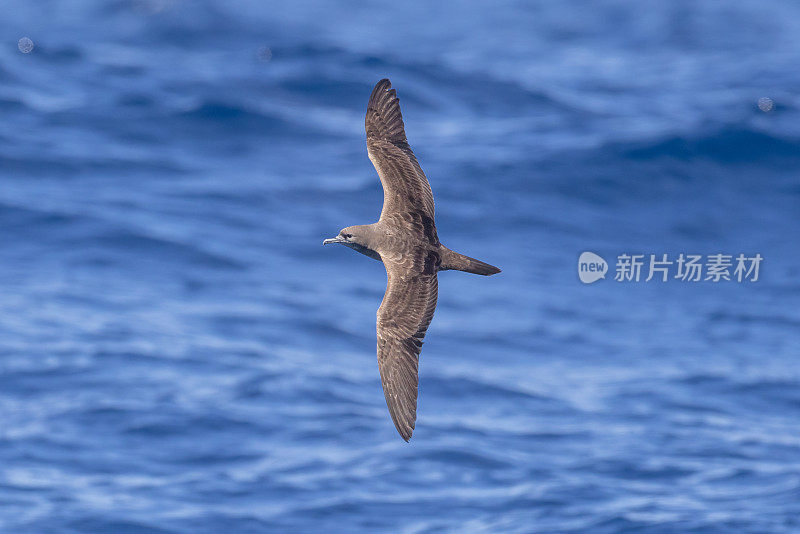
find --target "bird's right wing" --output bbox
[377,256,439,441]
[365,79,435,220]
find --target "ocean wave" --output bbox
[617,126,800,163]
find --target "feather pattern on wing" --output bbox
[377,249,439,441]
[365,79,435,220]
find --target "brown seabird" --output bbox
[323,79,501,441]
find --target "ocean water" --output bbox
[2,1,800,532]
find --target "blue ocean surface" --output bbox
[2,1,800,532]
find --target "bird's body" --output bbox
[324,79,500,441]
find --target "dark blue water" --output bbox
[2,1,800,532]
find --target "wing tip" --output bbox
[387,405,416,442]
[370,79,398,107]
[369,78,392,103]
[366,77,409,146]
[384,391,416,442]
[397,423,414,442]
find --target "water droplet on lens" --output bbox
[18,37,34,54]
[258,47,273,62]
[757,97,774,112]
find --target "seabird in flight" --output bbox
[324,79,500,441]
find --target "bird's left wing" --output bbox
[377,254,439,441]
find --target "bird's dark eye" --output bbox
[342,233,352,239]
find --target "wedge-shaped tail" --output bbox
[439,246,501,275]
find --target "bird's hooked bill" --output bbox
[323,236,342,245]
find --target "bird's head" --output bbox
[322,226,358,249]
[323,225,361,247]
[323,225,381,260]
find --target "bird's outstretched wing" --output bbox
[366,79,435,220]
[377,253,439,441]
